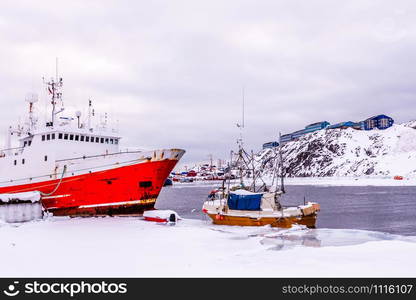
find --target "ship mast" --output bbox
[44,58,64,127]
[236,87,245,186]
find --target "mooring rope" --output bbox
[40,165,67,197]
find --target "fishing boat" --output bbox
[202,189,320,228]
[202,132,320,228]
[0,68,185,216]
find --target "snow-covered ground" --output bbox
[1,217,415,277]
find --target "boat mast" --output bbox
[44,58,63,127]
[236,86,245,187]
[279,132,285,193]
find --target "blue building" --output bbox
[279,121,330,144]
[280,134,293,143]
[274,115,393,147]
[303,121,330,133]
[262,141,279,149]
[360,114,394,130]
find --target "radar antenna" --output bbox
[43,58,64,127]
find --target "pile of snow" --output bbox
[0,191,43,223]
[257,123,416,178]
[0,217,415,277]
[0,203,43,223]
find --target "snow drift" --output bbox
[0,217,415,277]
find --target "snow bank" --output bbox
[0,192,43,223]
[0,191,41,203]
[0,217,415,277]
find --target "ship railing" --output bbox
[55,149,146,162]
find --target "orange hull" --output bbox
[207,213,318,229]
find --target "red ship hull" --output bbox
[0,158,178,216]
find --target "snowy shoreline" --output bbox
[1,217,415,277]
[172,176,416,187]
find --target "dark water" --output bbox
[156,183,416,236]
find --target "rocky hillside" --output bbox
[257,123,416,178]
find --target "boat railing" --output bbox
[55,149,145,162]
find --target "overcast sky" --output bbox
[0,0,415,165]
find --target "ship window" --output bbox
[110,139,114,144]
[52,133,55,140]
[13,160,16,165]
[28,141,32,146]
[64,134,68,140]
[22,158,25,164]
[115,139,119,145]
[47,134,50,140]
[139,181,152,188]
[100,138,104,143]
[80,135,85,142]
[58,133,63,139]
[42,135,45,141]
[24,141,27,147]
[96,137,100,143]
[105,138,109,144]
[70,134,74,141]
[86,136,90,142]
[75,135,79,141]
[44,155,47,161]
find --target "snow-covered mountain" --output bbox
[258,123,416,178]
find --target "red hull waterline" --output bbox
[0,151,184,216]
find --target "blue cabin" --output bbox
[262,141,279,149]
[361,115,394,130]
